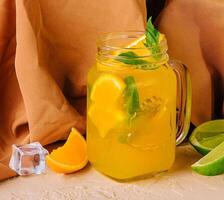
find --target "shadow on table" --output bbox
[169,143,202,174]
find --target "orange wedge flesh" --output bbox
[46,128,88,173]
[88,74,126,137]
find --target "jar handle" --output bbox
[169,60,192,145]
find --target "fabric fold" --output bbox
[0,0,146,181]
[157,0,224,125]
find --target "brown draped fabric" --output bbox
[157,0,224,125]
[0,0,146,181]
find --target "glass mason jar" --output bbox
[87,32,191,180]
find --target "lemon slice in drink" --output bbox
[88,74,126,137]
[88,106,125,138]
[189,120,224,155]
[125,34,165,49]
[121,34,165,59]
[192,141,224,176]
[90,74,126,104]
[123,34,165,62]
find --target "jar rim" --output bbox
[97,31,168,52]
[96,31,169,68]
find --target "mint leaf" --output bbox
[115,51,148,65]
[114,18,163,69]
[124,76,140,116]
[115,51,160,70]
[145,17,160,47]
[117,76,139,144]
[145,17,161,59]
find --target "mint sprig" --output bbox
[118,76,140,143]
[144,17,161,59]
[115,51,148,65]
[144,17,160,47]
[115,51,159,70]
[115,18,162,68]
[124,76,140,116]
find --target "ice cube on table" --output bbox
[9,142,49,176]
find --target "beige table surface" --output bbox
[0,144,224,200]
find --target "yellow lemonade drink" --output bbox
[87,20,178,180]
[87,62,177,180]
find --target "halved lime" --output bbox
[189,120,224,155]
[192,141,224,176]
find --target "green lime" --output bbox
[189,120,224,155]
[192,141,224,176]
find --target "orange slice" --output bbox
[90,73,126,104]
[88,74,126,137]
[46,128,88,173]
